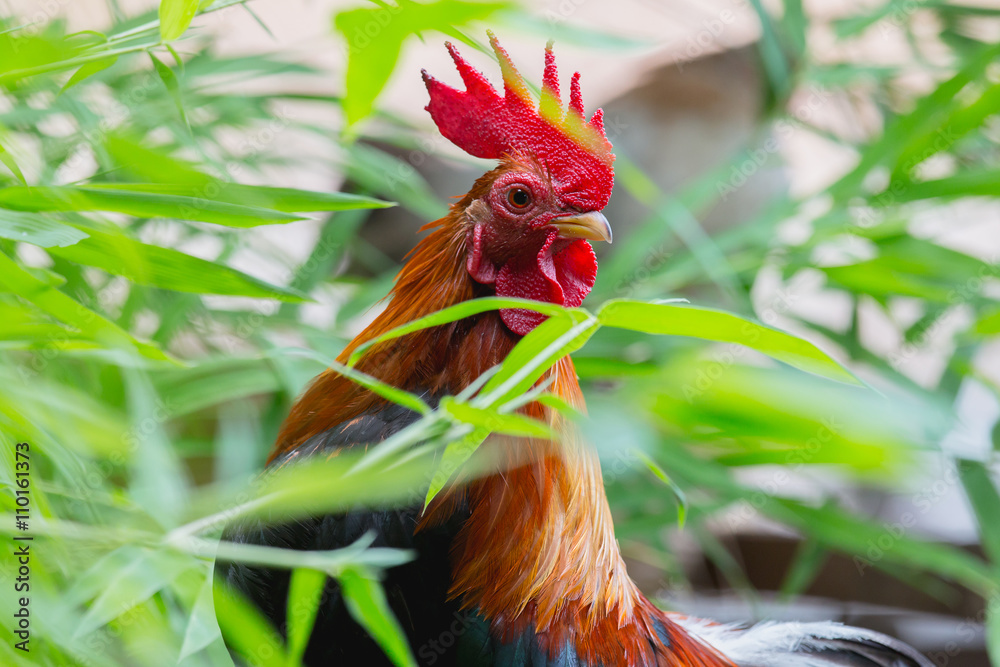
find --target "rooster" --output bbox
[219,34,932,667]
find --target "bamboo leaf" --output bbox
[333,0,508,126]
[597,300,858,384]
[74,548,194,637]
[210,534,414,574]
[957,459,1000,567]
[214,581,290,667]
[286,568,327,666]
[349,297,571,366]
[975,308,1000,336]
[442,397,555,439]
[0,211,88,247]
[987,599,1000,667]
[86,182,394,212]
[882,169,1000,202]
[49,225,308,301]
[779,538,828,599]
[0,251,174,363]
[159,0,201,42]
[339,566,417,667]
[149,51,189,128]
[478,310,599,407]
[423,428,487,509]
[632,449,687,527]
[60,55,117,93]
[152,356,293,417]
[325,359,431,415]
[203,450,434,527]
[892,80,1000,179]
[104,134,215,185]
[663,443,999,596]
[0,185,305,226]
[831,42,1000,199]
[178,571,220,660]
[0,140,26,184]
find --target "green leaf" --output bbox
[286,568,327,667]
[49,225,308,301]
[0,25,89,84]
[342,143,445,220]
[779,538,828,599]
[883,169,1000,202]
[152,356,294,417]
[86,182,394,212]
[349,297,570,366]
[0,368,130,458]
[166,42,185,70]
[0,211,88,247]
[987,598,1000,667]
[975,308,1000,336]
[767,497,999,596]
[821,237,990,304]
[832,0,907,38]
[663,443,999,596]
[104,134,215,185]
[822,260,953,302]
[74,548,193,637]
[210,534,414,574]
[0,140,25,184]
[334,0,508,126]
[63,546,147,608]
[201,444,434,528]
[748,0,792,98]
[339,566,417,667]
[0,251,174,363]
[424,391,559,509]
[892,80,1000,178]
[122,367,189,527]
[0,186,305,226]
[645,360,925,474]
[597,300,858,384]
[780,0,807,58]
[149,51,189,127]
[60,55,117,93]
[632,449,687,527]
[214,581,290,667]
[831,42,1000,200]
[508,10,648,50]
[178,571,221,661]
[534,392,580,417]
[442,397,555,439]
[159,0,201,42]
[424,428,487,508]
[324,359,431,415]
[478,309,599,407]
[957,459,1000,568]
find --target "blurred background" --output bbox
[0,0,998,665]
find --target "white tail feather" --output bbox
[670,616,932,667]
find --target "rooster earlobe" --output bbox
[466,224,497,284]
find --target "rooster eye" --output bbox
[507,187,531,209]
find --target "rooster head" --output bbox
[422,33,615,335]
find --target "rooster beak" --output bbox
[550,211,613,244]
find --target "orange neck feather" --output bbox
[272,171,733,667]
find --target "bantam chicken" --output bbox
[219,34,932,667]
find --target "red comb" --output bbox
[422,32,615,211]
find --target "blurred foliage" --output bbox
[0,1,998,666]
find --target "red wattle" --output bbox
[495,233,597,335]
